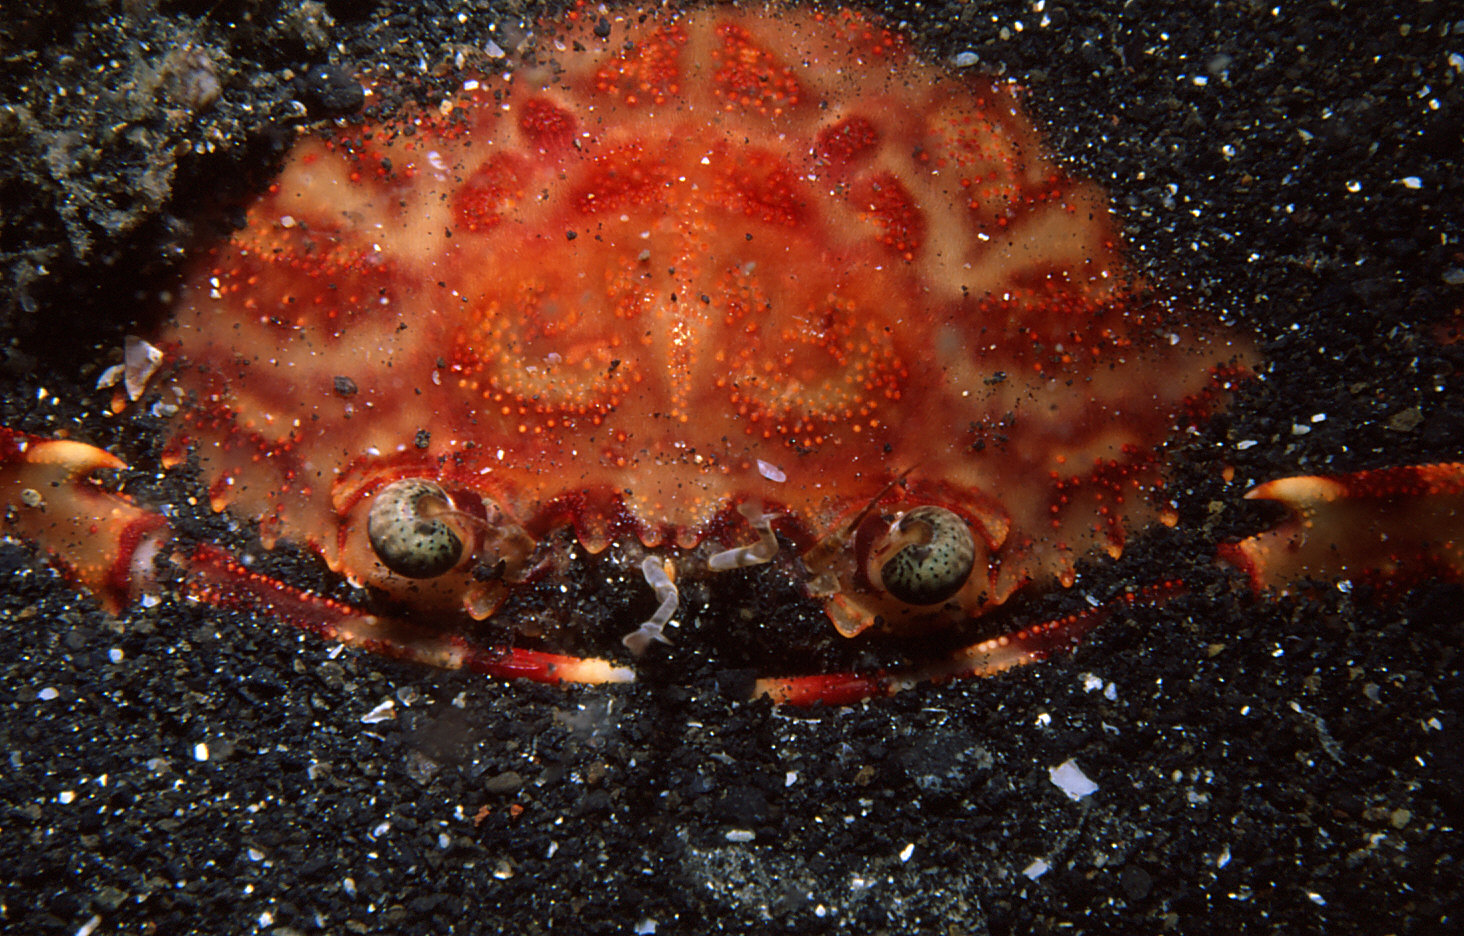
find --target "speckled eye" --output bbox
[868,506,976,606]
[367,479,466,579]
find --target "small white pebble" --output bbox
[193,742,209,762]
[724,829,755,843]
[1023,858,1050,880]
[361,699,396,724]
[899,843,915,863]
[37,687,59,701]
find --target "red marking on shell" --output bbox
[816,116,881,167]
[518,98,577,148]
[712,21,806,115]
[453,154,528,232]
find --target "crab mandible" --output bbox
[3,4,1461,705]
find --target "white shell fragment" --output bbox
[97,335,165,401]
[1048,759,1099,801]
[124,335,164,400]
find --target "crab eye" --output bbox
[868,506,977,606]
[367,479,466,579]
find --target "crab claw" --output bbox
[1221,463,1464,592]
[0,427,168,612]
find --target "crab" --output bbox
[2,4,1460,706]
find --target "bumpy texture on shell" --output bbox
[157,4,1247,627]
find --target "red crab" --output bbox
[2,4,1460,705]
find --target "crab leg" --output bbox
[1220,463,1464,592]
[755,582,1183,705]
[0,429,632,687]
[752,616,1100,706]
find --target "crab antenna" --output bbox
[802,466,919,573]
[708,501,782,571]
[622,557,679,655]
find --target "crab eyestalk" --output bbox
[367,479,471,579]
[868,506,979,606]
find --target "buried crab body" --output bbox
[3,4,1462,704]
